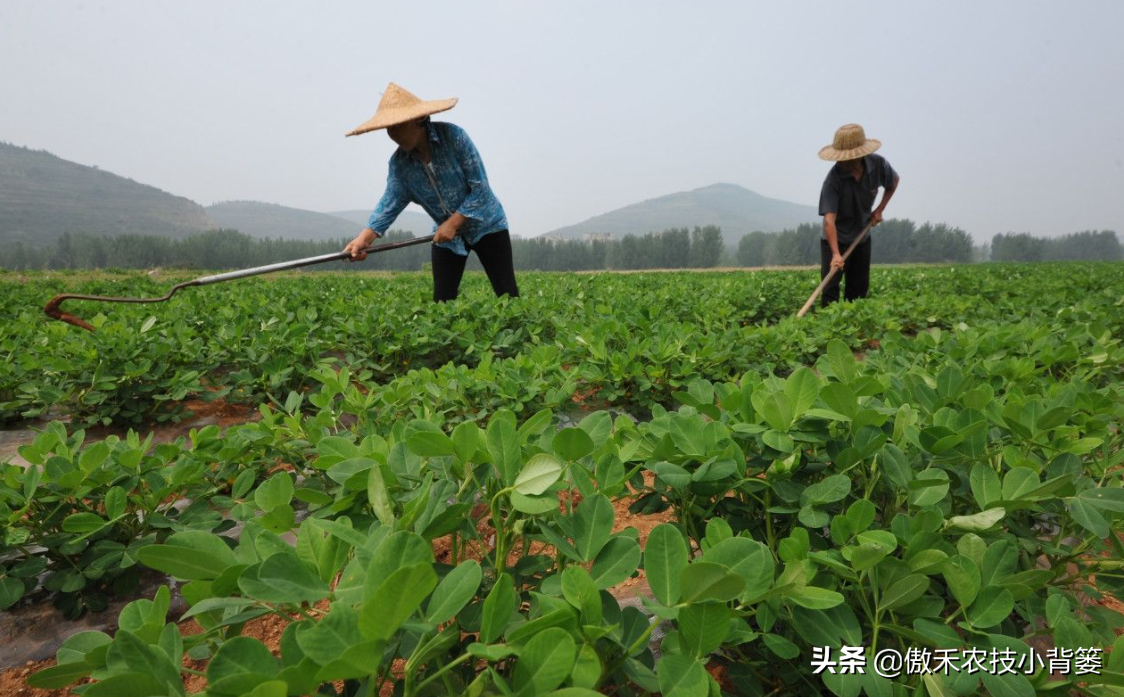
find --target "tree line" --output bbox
[2,222,1119,272]
[990,230,1121,262]
[737,220,980,266]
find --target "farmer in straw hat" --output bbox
[817,123,900,306]
[344,83,518,302]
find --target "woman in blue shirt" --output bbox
[344,83,519,301]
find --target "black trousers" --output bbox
[820,237,871,306]
[431,229,520,302]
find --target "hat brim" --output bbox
[818,138,881,161]
[346,97,458,137]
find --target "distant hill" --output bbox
[328,208,434,236]
[0,141,212,248]
[546,183,818,247]
[207,201,364,241]
[205,203,437,241]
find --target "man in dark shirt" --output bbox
[817,123,900,306]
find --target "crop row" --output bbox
[2,263,1123,428]
[3,283,1124,694]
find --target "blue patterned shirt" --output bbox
[367,121,508,256]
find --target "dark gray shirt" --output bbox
[818,153,899,246]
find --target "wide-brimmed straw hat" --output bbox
[818,123,881,161]
[346,82,458,136]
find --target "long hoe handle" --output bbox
[795,220,876,318]
[44,235,434,331]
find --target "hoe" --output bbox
[44,235,433,332]
[796,219,876,317]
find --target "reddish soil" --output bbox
[0,658,76,697]
[570,383,606,410]
[179,396,258,428]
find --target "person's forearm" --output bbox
[875,175,901,215]
[824,216,841,255]
[446,212,468,233]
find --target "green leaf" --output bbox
[244,681,289,697]
[921,673,957,697]
[62,512,108,533]
[679,562,745,604]
[511,490,559,515]
[652,461,691,490]
[570,644,601,689]
[57,630,111,664]
[845,499,876,533]
[759,391,794,432]
[137,531,236,580]
[180,597,256,620]
[578,411,612,448]
[426,560,483,624]
[786,585,844,610]
[452,421,482,463]
[573,493,614,561]
[762,429,795,453]
[26,661,92,689]
[645,524,688,606]
[487,410,520,485]
[207,636,278,692]
[0,576,25,610]
[701,537,773,602]
[762,632,801,659]
[980,671,1035,697]
[820,383,858,420]
[481,573,517,644]
[969,464,1002,510]
[406,423,455,457]
[880,574,929,611]
[78,441,110,472]
[296,607,363,666]
[1068,497,1109,538]
[513,627,576,697]
[367,463,395,526]
[942,555,981,607]
[801,474,851,506]
[909,468,950,507]
[254,472,294,511]
[590,536,641,589]
[1078,487,1124,513]
[946,507,1006,532]
[104,486,126,520]
[784,367,820,417]
[553,428,595,461]
[82,673,171,697]
[359,562,437,641]
[561,565,602,625]
[678,603,730,657]
[657,654,709,697]
[967,586,1015,628]
[364,531,431,597]
[513,453,564,496]
[239,553,330,604]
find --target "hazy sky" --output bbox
[2,1,1122,241]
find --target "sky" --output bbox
[2,1,1122,241]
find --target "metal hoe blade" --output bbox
[43,235,433,332]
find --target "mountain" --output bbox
[545,183,819,247]
[328,209,434,236]
[207,201,365,241]
[205,203,437,241]
[0,141,212,248]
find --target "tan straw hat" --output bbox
[346,82,458,137]
[818,123,882,161]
